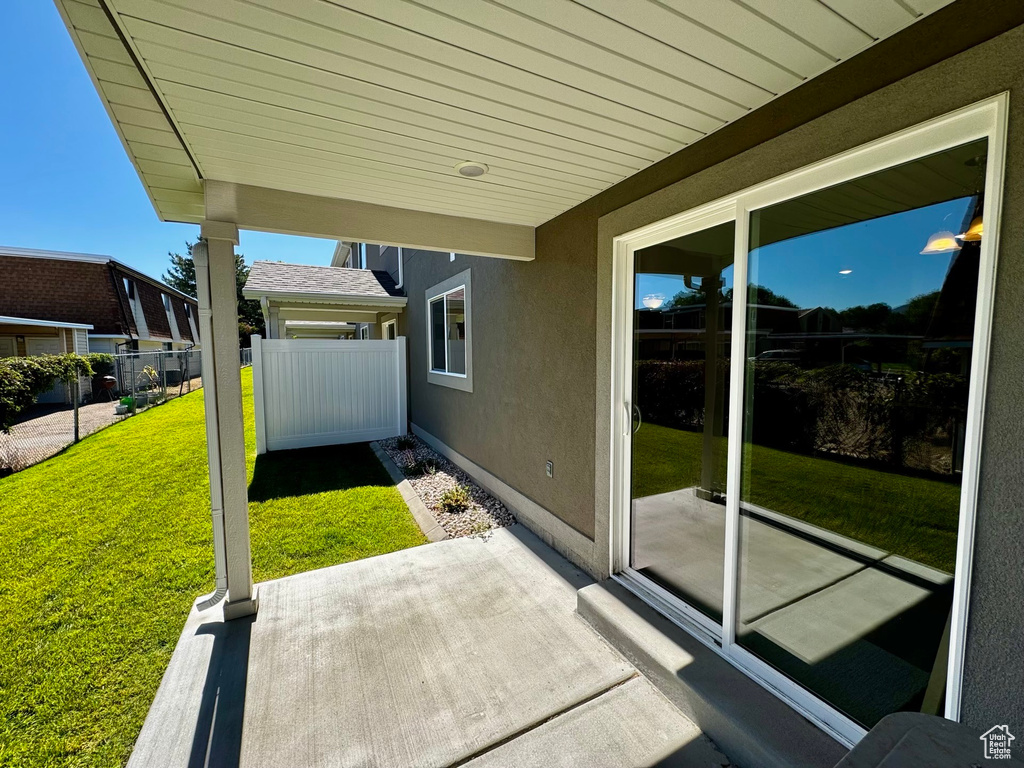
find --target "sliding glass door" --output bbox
[737,139,987,729]
[618,97,1004,743]
[630,221,735,623]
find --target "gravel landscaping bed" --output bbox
[379,435,516,538]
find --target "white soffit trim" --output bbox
[57,0,952,229]
[241,289,407,307]
[0,316,95,330]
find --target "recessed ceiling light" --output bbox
[455,161,489,178]
[839,269,853,275]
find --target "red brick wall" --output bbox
[0,256,131,336]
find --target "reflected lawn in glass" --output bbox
[736,138,986,727]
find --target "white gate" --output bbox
[251,336,407,454]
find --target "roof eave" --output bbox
[0,316,95,331]
[242,289,408,308]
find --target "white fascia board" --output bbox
[241,289,407,308]
[0,245,108,263]
[206,180,535,261]
[0,316,94,330]
[284,321,356,329]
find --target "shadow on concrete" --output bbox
[643,736,732,768]
[503,522,594,592]
[188,615,254,768]
[248,442,393,502]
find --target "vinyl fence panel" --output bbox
[251,336,407,454]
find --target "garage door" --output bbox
[26,338,66,404]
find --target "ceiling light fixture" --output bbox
[455,161,489,178]
[958,216,984,242]
[839,269,853,275]
[642,294,665,309]
[920,230,962,255]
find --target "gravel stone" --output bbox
[379,436,516,538]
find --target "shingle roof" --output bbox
[244,261,403,298]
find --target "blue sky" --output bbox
[0,1,335,282]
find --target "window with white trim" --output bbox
[382,319,397,340]
[426,269,472,392]
[359,325,369,340]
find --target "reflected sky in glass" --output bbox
[637,198,971,312]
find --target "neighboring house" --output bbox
[0,246,200,355]
[58,0,1024,760]
[242,256,406,340]
[0,315,93,404]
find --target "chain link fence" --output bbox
[1,348,251,475]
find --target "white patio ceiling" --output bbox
[57,0,951,229]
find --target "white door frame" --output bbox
[609,93,1009,747]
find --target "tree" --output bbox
[666,283,797,310]
[839,302,892,332]
[162,242,197,297]
[744,284,798,308]
[901,291,941,335]
[163,240,265,341]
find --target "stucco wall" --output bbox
[403,246,598,544]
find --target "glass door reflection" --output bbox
[630,221,735,623]
[736,139,987,728]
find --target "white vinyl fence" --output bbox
[251,335,407,454]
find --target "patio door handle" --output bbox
[625,402,641,436]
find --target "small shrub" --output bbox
[0,353,92,432]
[439,484,471,514]
[395,435,415,450]
[406,458,438,476]
[86,353,115,377]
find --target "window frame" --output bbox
[382,319,397,340]
[359,325,369,340]
[609,94,1009,747]
[425,269,472,392]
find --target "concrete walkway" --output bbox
[129,526,729,767]
[0,400,120,471]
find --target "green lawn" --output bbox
[0,368,426,768]
[633,422,960,572]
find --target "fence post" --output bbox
[396,335,408,436]
[159,353,167,400]
[72,379,80,443]
[129,354,136,413]
[251,335,267,455]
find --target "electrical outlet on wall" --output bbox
[545,460,554,478]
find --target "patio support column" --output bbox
[195,221,257,620]
[259,297,272,339]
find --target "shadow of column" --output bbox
[188,615,254,768]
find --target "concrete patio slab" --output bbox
[128,526,704,768]
[463,676,730,768]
